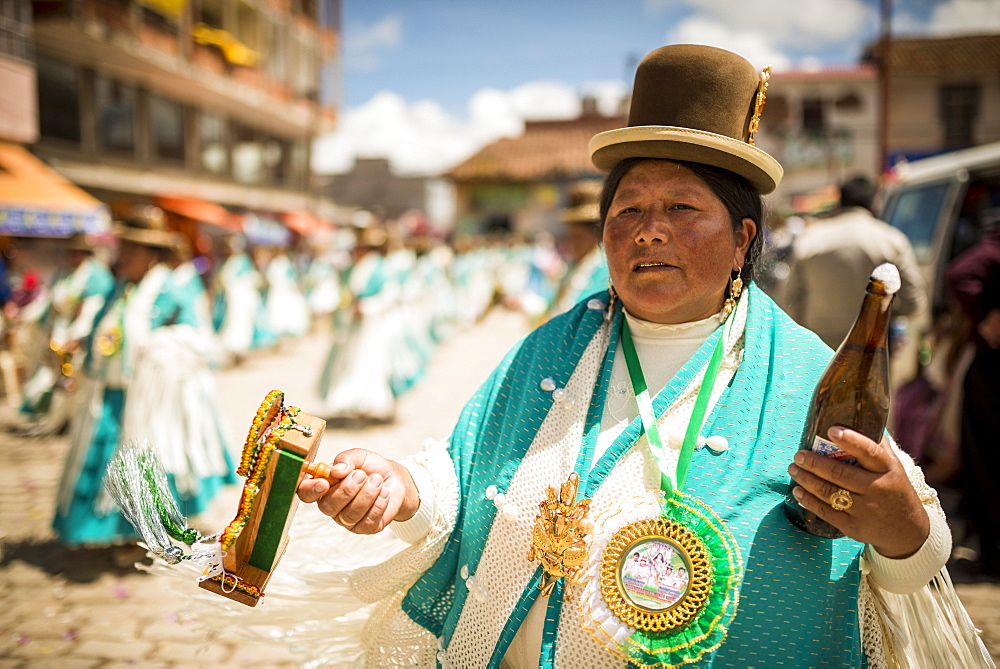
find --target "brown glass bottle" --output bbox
[783,266,897,538]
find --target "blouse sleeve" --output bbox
[350,438,459,604]
[863,443,951,595]
[390,443,448,544]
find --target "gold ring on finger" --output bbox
[829,488,853,512]
[336,512,359,529]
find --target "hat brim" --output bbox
[562,203,601,224]
[66,237,93,252]
[590,126,783,194]
[114,223,177,249]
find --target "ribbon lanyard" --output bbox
[619,313,733,499]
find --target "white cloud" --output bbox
[669,16,792,71]
[651,0,876,68]
[507,81,582,119]
[344,14,403,72]
[695,0,871,49]
[581,80,630,116]
[312,81,608,177]
[655,0,873,49]
[891,9,927,36]
[925,0,1000,34]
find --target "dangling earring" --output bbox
[721,268,743,320]
[606,280,618,321]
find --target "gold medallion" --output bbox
[600,517,711,632]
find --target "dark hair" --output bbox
[599,158,765,280]
[839,176,876,211]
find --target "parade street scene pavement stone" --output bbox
[1,308,998,667]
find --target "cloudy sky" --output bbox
[313,0,1000,176]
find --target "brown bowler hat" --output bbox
[562,180,602,224]
[66,233,94,252]
[590,44,782,194]
[114,214,178,249]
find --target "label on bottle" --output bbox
[810,435,857,465]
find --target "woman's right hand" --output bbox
[296,448,420,534]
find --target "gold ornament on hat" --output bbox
[747,66,771,146]
[527,472,593,595]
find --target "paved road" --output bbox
[1,307,997,667]
[0,308,526,668]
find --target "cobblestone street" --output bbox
[1,307,997,667]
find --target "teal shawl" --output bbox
[403,285,866,667]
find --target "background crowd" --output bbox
[0,166,996,579]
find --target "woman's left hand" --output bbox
[788,426,930,558]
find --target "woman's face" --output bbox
[603,160,756,324]
[114,240,159,284]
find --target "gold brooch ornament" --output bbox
[747,66,772,146]
[527,472,593,595]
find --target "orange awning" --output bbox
[283,210,333,236]
[156,195,242,231]
[0,142,111,236]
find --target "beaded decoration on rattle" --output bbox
[104,390,331,607]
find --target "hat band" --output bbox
[589,125,783,194]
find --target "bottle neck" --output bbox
[841,287,893,350]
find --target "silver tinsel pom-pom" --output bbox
[163,546,184,565]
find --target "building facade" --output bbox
[865,33,1000,164]
[28,0,341,246]
[447,109,624,238]
[756,66,881,209]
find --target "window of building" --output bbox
[236,1,261,54]
[95,75,137,155]
[801,97,826,134]
[319,59,340,108]
[198,0,224,27]
[294,0,318,19]
[289,141,308,189]
[199,111,228,175]
[834,92,863,112]
[139,3,179,32]
[36,55,81,144]
[318,0,341,30]
[232,123,263,184]
[262,137,286,183]
[150,94,186,162]
[0,0,32,60]
[939,84,980,150]
[288,34,318,99]
[260,17,287,82]
[763,95,789,128]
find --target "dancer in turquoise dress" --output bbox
[53,216,235,547]
[212,235,275,362]
[18,234,114,434]
[317,225,397,421]
[540,180,610,323]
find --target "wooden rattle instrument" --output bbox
[198,389,335,607]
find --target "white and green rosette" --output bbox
[580,490,742,666]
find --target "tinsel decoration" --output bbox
[103,441,221,573]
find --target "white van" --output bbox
[879,142,1000,467]
[880,141,1000,313]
